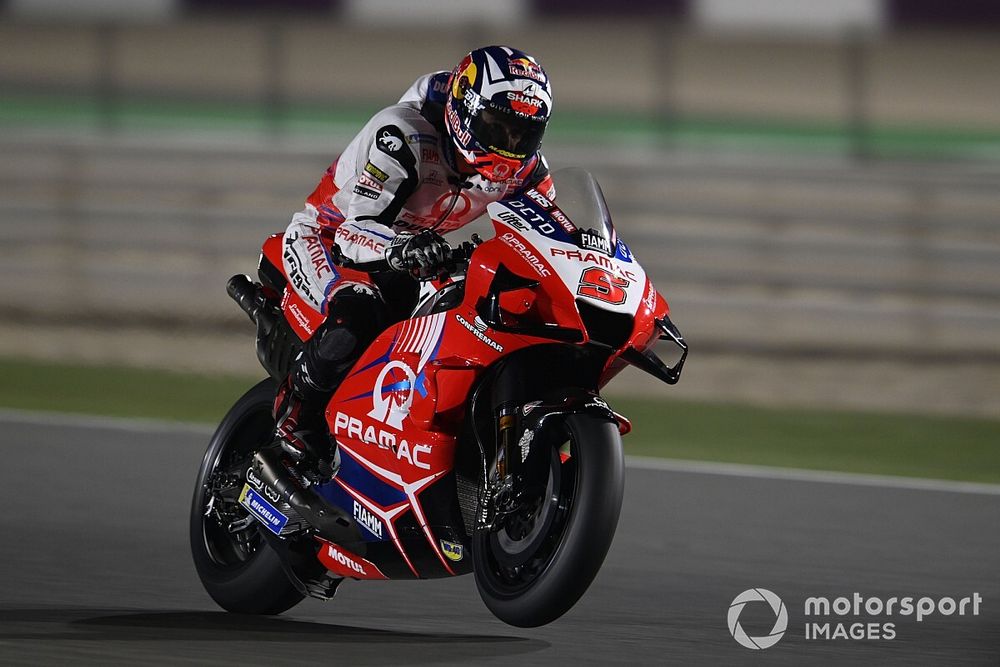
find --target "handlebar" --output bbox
[229,239,480,322]
[343,237,479,278]
[448,240,477,264]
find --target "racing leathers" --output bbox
[273,71,555,476]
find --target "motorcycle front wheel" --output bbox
[189,378,304,615]
[472,413,625,627]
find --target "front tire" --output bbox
[473,414,625,627]
[189,378,305,615]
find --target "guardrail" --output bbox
[2,20,1000,158]
[2,135,999,365]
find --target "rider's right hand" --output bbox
[385,230,451,279]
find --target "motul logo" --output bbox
[327,545,366,575]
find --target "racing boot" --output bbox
[271,376,340,484]
[269,309,366,482]
[249,292,382,541]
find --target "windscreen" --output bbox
[550,168,617,256]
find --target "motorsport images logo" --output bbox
[728,588,984,649]
[728,588,788,649]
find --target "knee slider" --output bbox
[313,327,358,364]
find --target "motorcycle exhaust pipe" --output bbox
[227,274,277,335]
[251,447,360,547]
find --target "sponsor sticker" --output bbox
[377,129,403,152]
[522,400,543,416]
[499,232,551,278]
[365,161,389,183]
[317,542,387,579]
[333,411,433,470]
[440,539,464,562]
[455,314,504,352]
[238,484,288,535]
[518,429,533,463]
[509,57,545,82]
[353,500,384,540]
[407,132,437,145]
[353,184,381,200]
[579,230,612,254]
[357,173,384,192]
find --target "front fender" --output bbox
[519,389,617,436]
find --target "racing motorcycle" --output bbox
[190,168,686,627]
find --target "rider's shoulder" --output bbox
[398,71,451,108]
[358,105,438,162]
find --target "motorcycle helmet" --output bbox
[445,46,552,182]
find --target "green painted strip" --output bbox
[1,356,997,484]
[3,92,1000,160]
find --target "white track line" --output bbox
[3,408,998,496]
[626,455,1000,496]
[0,408,213,435]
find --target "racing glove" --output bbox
[385,230,451,279]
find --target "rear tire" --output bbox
[189,378,305,615]
[473,414,625,627]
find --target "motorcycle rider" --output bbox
[269,46,556,485]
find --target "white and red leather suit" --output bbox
[282,71,554,315]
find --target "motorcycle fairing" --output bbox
[258,169,680,582]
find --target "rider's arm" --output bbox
[281,162,345,313]
[333,123,420,266]
[281,121,421,310]
[513,153,556,201]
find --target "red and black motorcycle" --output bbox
[190,168,686,627]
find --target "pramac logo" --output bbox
[368,360,416,430]
[364,312,447,430]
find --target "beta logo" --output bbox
[440,540,464,562]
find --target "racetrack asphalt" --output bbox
[1,412,997,665]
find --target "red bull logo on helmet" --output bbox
[452,57,478,99]
[509,57,545,82]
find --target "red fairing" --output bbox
[255,184,679,580]
[632,277,670,352]
[315,539,387,580]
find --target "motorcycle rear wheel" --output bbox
[189,378,305,615]
[472,413,625,627]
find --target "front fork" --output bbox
[482,393,621,531]
[487,401,521,526]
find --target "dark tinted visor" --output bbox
[469,106,546,160]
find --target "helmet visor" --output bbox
[469,106,546,161]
